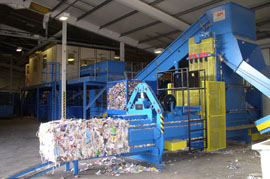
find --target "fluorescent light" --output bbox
[59,16,68,21]
[59,13,70,21]
[114,56,120,60]
[154,48,164,54]
[68,58,74,62]
[16,47,22,52]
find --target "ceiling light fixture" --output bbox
[81,63,87,67]
[59,13,70,21]
[68,58,74,62]
[154,48,164,54]
[16,47,22,52]
[114,56,120,60]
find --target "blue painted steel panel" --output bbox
[226,113,250,127]
[129,146,153,153]
[80,60,125,82]
[89,107,106,118]
[206,2,256,41]
[238,43,266,71]
[66,106,82,119]
[129,129,155,146]
[245,88,262,114]
[0,92,19,118]
[216,33,245,69]
[0,105,13,118]
[146,80,157,93]
[226,129,249,138]
[225,86,246,111]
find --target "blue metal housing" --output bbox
[14,2,270,178]
[80,60,125,80]
[135,2,270,141]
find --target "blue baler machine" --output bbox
[9,2,270,178]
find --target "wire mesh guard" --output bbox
[205,81,226,152]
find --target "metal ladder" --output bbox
[187,69,207,151]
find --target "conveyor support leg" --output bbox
[65,162,70,171]
[72,160,79,177]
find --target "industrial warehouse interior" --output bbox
[0,0,270,178]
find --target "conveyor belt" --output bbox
[7,162,65,179]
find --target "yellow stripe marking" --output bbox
[103,112,108,117]
[257,120,270,131]
[160,114,165,133]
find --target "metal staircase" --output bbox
[41,62,61,120]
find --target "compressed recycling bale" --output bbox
[38,118,129,163]
[108,82,127,110]
[108,81,140,110]
[128,81,140,95]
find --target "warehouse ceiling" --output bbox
[0,0,270,69]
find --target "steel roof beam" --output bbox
[9,11,58,31]
[115,0,189,31]
[251,2,270,11]
[145,34,167,45]
[139,14,270,44]
[77,0,112,21]
[0,31,56,41]
[52,14,153,52]
[0,39,31,51]
[140,18,270,44]
[23,30,62,59]
[52,0,79,20]
[139,30,180,44]
[99,0,164,29]
[121,21,160,37]
[124,0,268,40]
[173,0,224,17]
[156,32,174,41]
[120,0,223,36]
[30,0,75,36]
[77,0,95,8]
[100,11,137,29]
[0,0,31,9]
[257,17,270,26]
[0,63,25,72]
[51,0,67,12]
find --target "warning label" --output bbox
[213,10,225,22]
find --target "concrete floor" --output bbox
[0,118,263,179]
